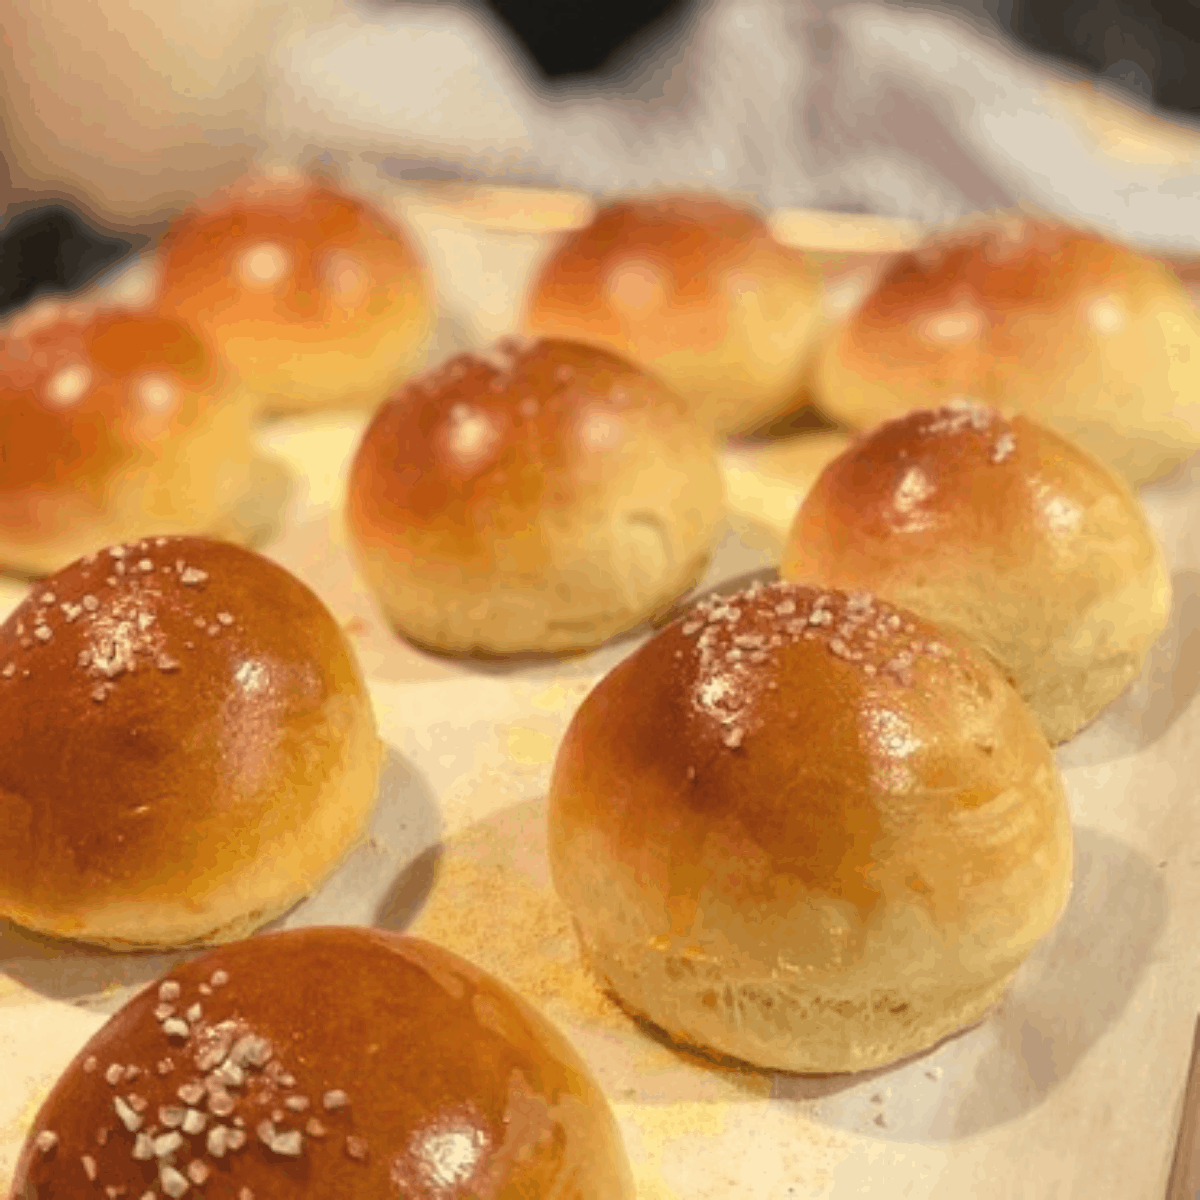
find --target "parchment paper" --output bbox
[0,217,1197,1200]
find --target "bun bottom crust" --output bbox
[572,918,1014,1075]
[367,546,717,658]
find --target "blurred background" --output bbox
[2,0,1199,316]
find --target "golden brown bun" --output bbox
[346,337,727,657]
[0,300,258,578]
[781,401,1172,746]
[0,537,381,949]
[522,194,822,436]
[548,580,1073,1074]
[810,212,1200,484]
[156,175,434,416]
[10,927,636,1199]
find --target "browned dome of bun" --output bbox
[548,580,1073,1074]
[0,536,381,949]
[10,927,636,1199]
[0,299,258,577]
[346,336,726,657]
[810,212,1200,484]
[156,174,434,415]
[522,194,822,435]
[781,400,1171,745]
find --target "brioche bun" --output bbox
[157,175,434,416]
[0,536,381,949]
[522,194,822,436]
[0,300,258,578]
[346,336,726,657]
[781,400,1172,745]
[11,927,635,1198]
[548,580,1073,1074]
[810,212,1200,484]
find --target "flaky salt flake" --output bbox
[270,1130,304,1157]
[990,432,1016,463]
[159,1165,189,1198]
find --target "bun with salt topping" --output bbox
[0,300,258,578]
[0,536,381,949]
[548,580,1073,1074]
[156,174,434,416]
[10,927,636,1199]
[781,400,1171,745]
[809,212,1200,484]
[522,194,822,436]
[346,336,726,657]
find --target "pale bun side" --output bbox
[347,336,727,657]
[11,927,636,1199]
[156,174,435,416]
[522,194,823,436]
[0,536,382,949]
[781,400,1171,745]
[811,211,1200,484]
[548,580,1073,1074]
[0,300,258,577]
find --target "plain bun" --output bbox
[0,536,381,949]
[522,194,821,436]
[810,212,1200,484]
[347,336,726,657]
[0,300,258,577]
[11,927,636,1199]
[157,174,434,416]
[548,579,1073,1074]
[781,400,1171,745]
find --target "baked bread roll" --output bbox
[810,212,1200,484]
[11,927,636,1198]
[781,400,1172,745]
[347,336,726,657]
[156,174,434,416]
[522,194,822,436]
[548,580,1073,1074]
[0,300,258,578]
[0,536,381,949]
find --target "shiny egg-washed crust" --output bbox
[0,537,382,949]
[548,581,1073,1074]
[346,337,727,657]
[0,302,259,577]
[811,211,1200,484]
[781,401,1172,745]
[522,194,823,436]
[157,175,434,415]
[10,928,636,1199]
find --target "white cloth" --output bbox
[265,0,1200,251]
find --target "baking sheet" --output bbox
[1,222,1198,1200]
